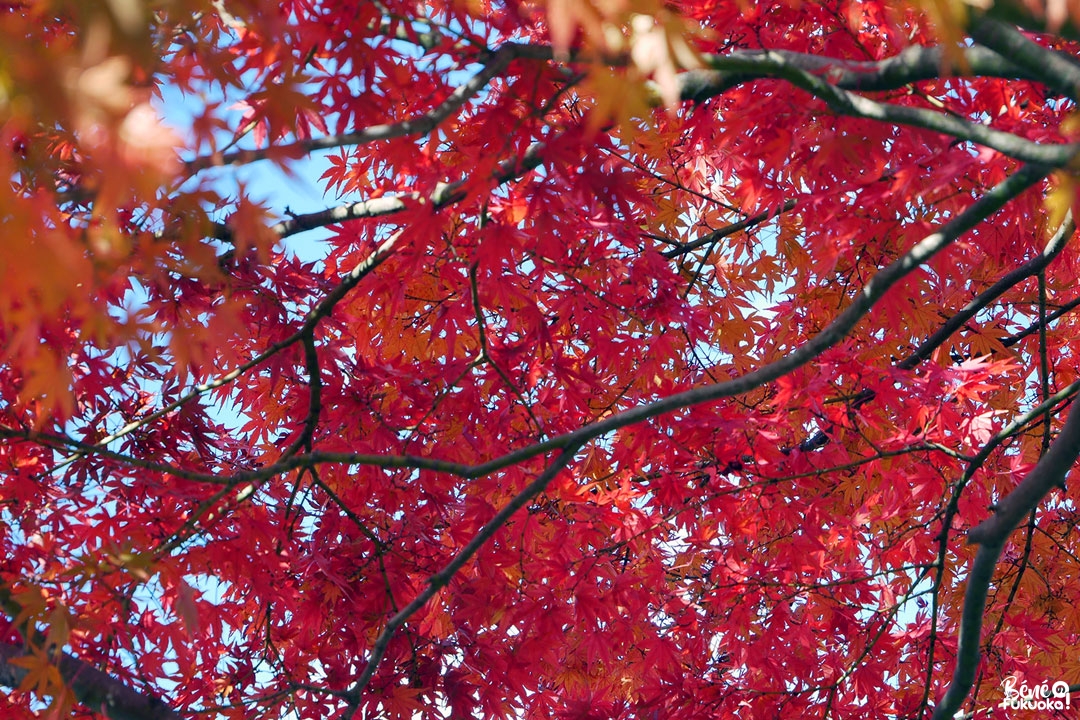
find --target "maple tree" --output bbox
[6,0,1080,718]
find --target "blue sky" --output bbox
[155,80,334,265]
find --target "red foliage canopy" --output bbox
[2,0,1080,718]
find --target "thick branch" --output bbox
[931,398,1080,720]
[282,327,323,457]
[702,52,1079,167]
[968,15,1080,101]
[0,642,179,720]
[969,402,1080,546]
[682,44,1032,100]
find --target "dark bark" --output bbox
[0,642,181,720]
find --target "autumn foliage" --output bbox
[4,0,1080,718]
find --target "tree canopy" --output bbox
[2,0,1080,718]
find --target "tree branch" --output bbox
[968,15,1080,101]
[207,141,547,243]
[0,642,180,720]
[901,211,1075,369]
[337,443,584,712]
[1003,292,1080,347]
[931,397,1080,720]
[185,42,536,174]
[982,0,1080,39]
[682,44,1033,99]
[702,52,1079,167]
[660,199,797,259]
